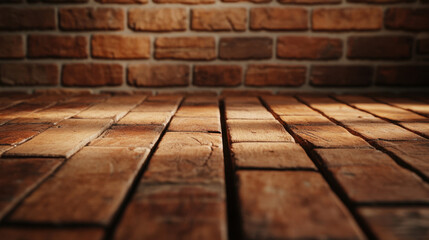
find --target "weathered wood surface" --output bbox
[0,93,428,240]
[6,119,112,158]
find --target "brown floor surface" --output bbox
[0,92,429,240]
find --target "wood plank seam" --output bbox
[104,96,184,240]
[333,95,429,140]
[259,96,377,240]
[327,96,429,183]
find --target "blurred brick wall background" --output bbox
[0,0,428,93]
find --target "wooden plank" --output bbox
[90,125,164,148]
[347,123,425,141]
[290,125,371,148]
[114,128,226,239]
[75,95,146,121]
[0,228,104,240]
[114,185,226,240]
[143,145,224,185]
[316,148,429,203]
[336,95,428,122]
[184,96,218,105]
[237,171,364,240]
[0,124,51,145]
[0,158,63,220]
[226,104,274,120]
[378,140,429,179]
[262,95,319,116]
[117,112,171,125]
[359,207,429,240]
[227,119,294,143]
[132,100,180,113]
[9,147,149,225]
[175,104,220,118]
[375,96,429,117]
[299,95,366,116]
[158,132,222,149]
[280,115,334,126]
[0,102,54,125]
[399,122,429,138]
[168,117,221,133]
[0,145,11,156]
[5,119,112,158]
[232,142,316,169]
[9,102,91,124]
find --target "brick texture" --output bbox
[250,8,308,30]
[129,8,186,32]
[311,66,373,87]
[155,37,216,60]
[128,64,190,87]
[376,66,429,86]
[0,8,55,30]
[91,35,150,59]
[59,8,124,30]
[0,64,58,86]
[193,65,242,86]
[312,8,383,31]
[28,35,88,58]
[192,8,247,31]
[219,37,273,60]
[385,8,429,31]
[0,35,24,58]
[0,1,428,90]
[277,36,342,60]
[347,36,412,59]
[246,65,306,87]
[62,64,123,87]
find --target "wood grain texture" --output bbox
[6,119,112,158]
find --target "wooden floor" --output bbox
[0,92,429,240]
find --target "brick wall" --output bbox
[0,1,428,93]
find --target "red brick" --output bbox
[191,8,247,31]
[418,39,429,54]
[0,35,24,58]
[312,8,383,31]
[277,36,342,60]
[128,8,186,32]
[311,66,373,87]
[0,8,55,30]
[28,35,88,59]
[219,37,272,60]
[91,35,150,59]
[279,0,340,3]
[97,0,146,3]
[250,8,308,30]
[62,64,123,87]
[154,0,214,3]
[246,64,306,87]
[385,8,429,31]
[347,36,412,60]
[376,66,429,86]
[193,65,242,87]
[0,64,58,86]
[59,8,124,30]
[155,37,216,60]
[128,64,189,87]
[0,124,51,145]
